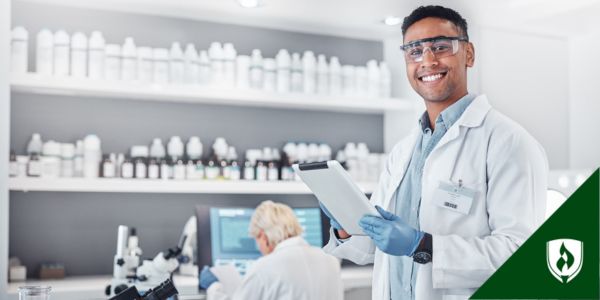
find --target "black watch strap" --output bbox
[412,233,433,264]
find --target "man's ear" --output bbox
[466,42,475,68]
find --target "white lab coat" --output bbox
[324,95,548,300]
[208,236,343,300]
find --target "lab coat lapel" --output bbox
[425,95,492,179]
[382,128,420,211]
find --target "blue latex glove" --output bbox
[319,202,342,230]
[359,205,424,256]
[199,265,219,289]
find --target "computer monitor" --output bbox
[196,205,328,275]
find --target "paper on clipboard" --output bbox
[293,160,380,235]
[210,264,243,296]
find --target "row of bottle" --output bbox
[10,133,385,182]
[10,27,392,98]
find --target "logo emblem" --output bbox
[546,239,584,283]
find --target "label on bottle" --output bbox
[173,164,186,180]
[230,166,241,181]
[121,163,134,178]
[206,166,219,180]
[256,165,268,181]
[27,160,42,177]
[243,166,255,180]
[267,167,279,181]
[160,163,172,180]
[9,161,19,177]
[148,164,160,179]
[135,162,147,179]
[103,162,116,178]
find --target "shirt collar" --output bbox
[418,93,476,133]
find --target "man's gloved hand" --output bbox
[359,205,424,256]
[319,202,342,230]
[199,265,219,289]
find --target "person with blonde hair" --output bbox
[200,200,343,300]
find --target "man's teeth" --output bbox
[422,73,444,82]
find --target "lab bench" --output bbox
[6,266,373,300]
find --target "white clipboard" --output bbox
[293,160,380,235]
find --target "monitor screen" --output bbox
[197,205,326,275]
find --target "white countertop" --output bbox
[6,266,372,300]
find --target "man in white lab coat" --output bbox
[200,200,343,300]
[322,5,548,300]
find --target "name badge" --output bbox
[433,180,477,215]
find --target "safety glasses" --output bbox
[400,36,468,63]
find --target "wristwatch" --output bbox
[412,233,432,264]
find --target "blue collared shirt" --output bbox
[389,94,476,300]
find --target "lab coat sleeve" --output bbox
[231,272,266,300]
[431,130,549,289]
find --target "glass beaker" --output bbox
[18,286,51,300]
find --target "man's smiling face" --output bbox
[403,17,474,104]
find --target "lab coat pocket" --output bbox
[442,288,474,300]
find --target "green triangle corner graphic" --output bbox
[471,169,600,299]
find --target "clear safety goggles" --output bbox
[400,36,468,63]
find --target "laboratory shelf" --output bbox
[5,266,373,299]
[8,177,377,194]
[10,73,413,114]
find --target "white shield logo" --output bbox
[546,239,584,283]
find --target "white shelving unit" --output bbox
[11,73,413,114]
[0,2,417,298]
[8,177,377,194]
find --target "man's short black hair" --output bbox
[401,6,469,41]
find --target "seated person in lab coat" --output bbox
[200,200,343,300]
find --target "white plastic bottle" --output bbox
[137,47,153,83]
[355,66,368,97]
[150,138,166,160]
[316,54,329,95]
[60,143,75,178]
[198,50,211,86]
[26,133,43,156]
[121,37,137,81]
[153,48,169,84]
[290,53,303,93]
[74,140,84,177]
[70,32,88,78]
[235,55,250,89]
[169,42,185,84]
[209,42,224,87]
[367,60,380,98]
[83,134,102,178]
[249,49,263,89]
[342,65,356,97]
[42,140,61,178]
[263,58,276,92]
[88,31,105,80]
[329,56,342,96]
[53,30,70,76]
[11,26,29,74]
[302,51,316,94]
[104,44,122,81]
[380,61,392,98]
[186,136,203,180]
[183,44,199,84]
[36,29,54,75]
[168,136,185,162]
[223,43,237,87]
[276,49,291,93]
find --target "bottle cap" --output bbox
[89,31,105,48]
[53,30,70,45]
[12,26,29,40]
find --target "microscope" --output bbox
[106,225,188,297]
[109,278,178,300]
